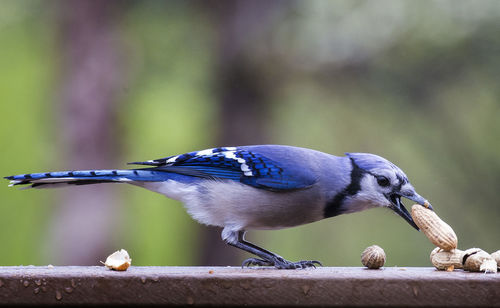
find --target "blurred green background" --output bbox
[0,0,499,267]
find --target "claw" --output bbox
[311,260,323,267]
[242,257,272,268]
[274,258,323,269]
[295,260,322,269]
[241,256,323,270]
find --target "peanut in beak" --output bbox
[411,204,457,251]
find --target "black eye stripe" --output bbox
[396,173,408,185]
[395,180,403,191]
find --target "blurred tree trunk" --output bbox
[48,0,127,265]
[199,0,284,266]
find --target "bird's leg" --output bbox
[222,229,322,269]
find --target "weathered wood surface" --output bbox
[0,266,498,306]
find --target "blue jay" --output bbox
[5,145,431,269]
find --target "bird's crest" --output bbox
[345,152,408,182]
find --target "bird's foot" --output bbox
[242,256,322,269]
[242,257,273,267]
[274,257,323,269]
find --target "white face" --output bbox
[354,168,413,209]
[343,153,428,230]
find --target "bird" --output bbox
[5,145,432,269]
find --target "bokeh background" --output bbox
[1,0,499,267]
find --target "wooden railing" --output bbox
[0,266,498,306]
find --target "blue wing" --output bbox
[129,146,316,191]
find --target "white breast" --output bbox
[135,180,324,231]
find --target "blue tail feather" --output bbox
[5,169,189,188]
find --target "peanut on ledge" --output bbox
[412,204,497,273]
[430,247,464,271]
[462,248,497,273]
[491,250,500,269]
[361,245,386,269]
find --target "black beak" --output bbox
[388,194,420,231]
[388,189,433,231]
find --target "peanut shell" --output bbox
[430,247,441,262]
[490,250,500,269]
[104,249,132,271]
[361,245,386,269]
[411,204,457,251]
[480,259,498,273]
[463,248,492,272]
[430,248,464,270]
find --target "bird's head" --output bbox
[345,153,432,230]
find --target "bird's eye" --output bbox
[376,176,390,187]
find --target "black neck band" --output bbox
[324,158,365,218]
